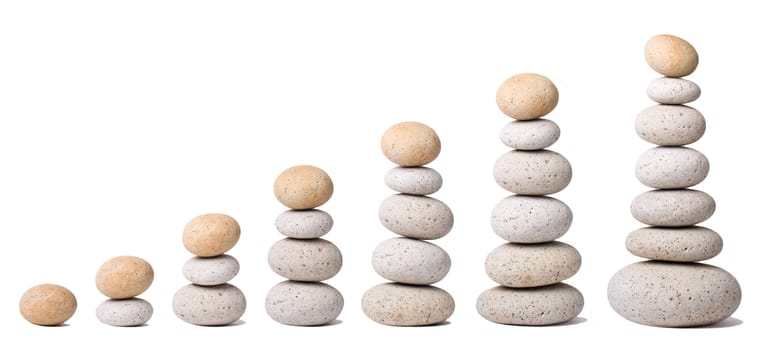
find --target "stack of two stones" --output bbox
[95,256,155,326]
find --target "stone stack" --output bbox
[266,165,344,326]
[477,73,584,326]
[173,213,246,326]
[95,256,154,326]
[608,34,741,327]
[362,121,455,326]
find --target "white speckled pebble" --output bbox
[647,77,701,105]
[265,281,343,326]
[608,261,741,327]
[268,238,342,282]
[635,105,706,146]
[372,237,451,285]
[477,283,583,326]
[182,254,240,286]
[626,226,723,262]
[378,194,454,240]
[172,284,246,326]
[96,298,153,327]
[636,147,709,189]
[362,283,454,326]
[493,150,572,195]
[274,209,333,239]
[499,119,561,150]
[485,242,581,288]
[491,195,572,243]
[384,167,443,195]
[631,189,715,227]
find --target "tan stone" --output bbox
[380,121,441,166]
[645,34,699,78]
[182,213,241,257]
[96,256,154,299]
[273,165,333,210]
[496,73,558,120]
[19,284,77,326]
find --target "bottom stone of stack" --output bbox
[265,281,344,326]
[476,283,583,325]
[96,298,153,327]
[362,282,454,326]
[172,284,247,326]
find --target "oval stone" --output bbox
[384,166,443,195]
[378,194,454,240]
[485,242,581,288]
[608,261,741,327]
[647,77,701,104]
[372,238,451,285]
[631,189,715,227]
[265,281,343,326]
[644,34,699,78]
[172,283,246,326]
[268,238,342,282]
[96,298,153,327]
[635,147,709,189]
[494,150,572,195]
[635,105,706,146]
[626,226,723,262]
[495,73,559,120]
[19,284,77,326]
[274,209,333,239]
[477,283,584,326]
[362,283,454,326]
[499,119,561,150]
[491,195,573,243]
[182,254,240,286]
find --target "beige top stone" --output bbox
[19,284,77,326]
[496,73,558,120]
[380,121,441,166]
[96,256,154,299]
[274,165,334,210]
[645,34,699,78]
[182,213,241,257]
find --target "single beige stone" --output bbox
[477,283,583,326]
[626,226,723,262]
[496,73,558,120]
[96,256,154,299]
[645,34,699,78]
[635,105,706,146]
[361,283,454,326]
[631,189,715,227]
[273,165,334,210]
[380,121,441,167]
[485,241,581,288]
[493,150,572,195]
[19,284,77,326]
[182,213,241,257]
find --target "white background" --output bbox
[0,1,760,349]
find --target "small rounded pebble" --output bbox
[493,150,572,195]
[485,242,581,288]
[644,34,699,78]
[372,238,451,285]
[491,195,573,243]
[626,226,723,262]
[477,283,584,326]
[273,165,334,210]
[384,166,443,195]
[268,238,342,282]
[362,283,454,326]
[647,77,701,104]
[499,119,561,150]
[96,298,153,327]
[635,146,709,189]
[631,189,715,227]
[608,261,741,327]
[265,281,343,326]
[274,209,333,239]
[182,213,241,257]
[378,194,454,240]
[19,284,77,326]
[182,254,240,286]
[172,283,246,326]
[635,105,706,146]
[380,121,441,166]
[496,73,559,120]
[96,256,154,299]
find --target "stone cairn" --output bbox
[362,121,455,326]
[477,73,584,325]
[173,213,247,326]
[608,34,742,327]
[266,165,344,326]
[95,256,154,326]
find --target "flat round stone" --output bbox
[631,189,715,227]
[635,105,706,146]
[485,242,581,288]
[172,283,246,326]
[384,166,443,195]
[274,209,333,239]
[626,226,723,262]
[635,147,709,189]
[493,150,572,195]
[477,283,584,326]
[362,283,454,326]
[372,237,451,285]
[378,194,454,240]
[499,119,561,150]
[96,298,153,327]
[268,238,342,282]
[182,254,240,286]
[647,77,701,104]
[491,195,573,243]
[265,281,343,326]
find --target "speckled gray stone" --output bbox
[182,254,240,286]
[499,119,561,150]
[96,298,153,327]
[372,237,451,285]
[265,281,343,326]
[477,283,583,326]
[361,283,454,326]
[384,167,443,195]
[378,194,454,240]
[636,147,709,189]
[485,242,581,288]
[274,209,333,239]
[491,195,572,243]
[635,105,706,146]
[631,189,715,227]
[626,226,723,262]
[172,283,246,326]
[608,261,741,327]
[493,150,572,195]
[647,77,701,105]
[268,238,342,282]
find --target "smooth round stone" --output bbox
[608,261,741,327]
[631,189,715,227]
[378,194,454,240]
[635,105,706,146]
[384,166,443,195]
[635,147,709,189]
[477,283,584,326]
[647,77,701,104]
[644,34,699,78]
[626,226,723,262]
[496,73,559,120]
[274,209,333,239]
[273,165,334,210]
[372,238,451,285]
[172,284,246,326]
[182,254,240,286]
[265,281,343,326]
[19,284,77,326]
[362,283,454,326]
[380,121,441,167]
[491,195,573,243]
[268,238,342,282]
[486,242,581,288]
[183,213,241,257]
[96,256,154,299]
[493,150,572,195]
[499,119,561,150]
[96,298,153,327]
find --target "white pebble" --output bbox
[384,166,443,195]
[635,105,706,146]
[477,283,583,326]
[493,150,572,195]
[485,242,581,288]
[362,283,454,326]
[268,238,342,282]
[499,119,560,150]
[182,254,240,286]
[631,189,715,227]
[372,237,451,285]
[647,77,701,104]
[265,281,343,326]
[96,298,153,327]
[635,146,709,189]
[378,194,454,240]
[274,209,333,239]
[172,284,246,326]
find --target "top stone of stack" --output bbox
[380,121,441,167]
[644,34,699,78]
[496,73,559,120]
[274,165,334,210]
